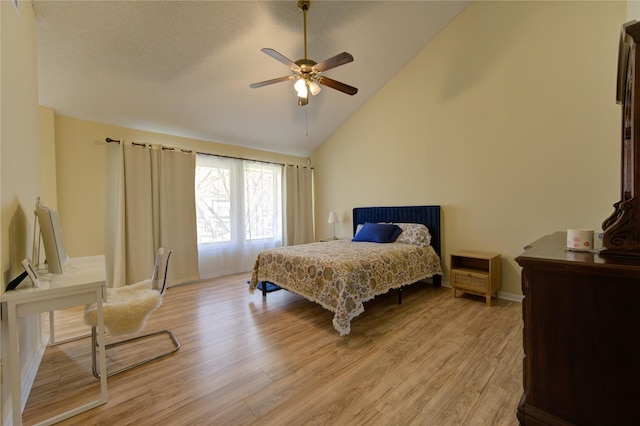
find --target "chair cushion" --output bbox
[84,279,162,336]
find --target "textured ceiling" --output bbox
[34,1,469,157]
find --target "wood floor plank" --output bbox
[22,273,521,425]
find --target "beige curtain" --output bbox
[109,142,199,287]
[158,148,200,286]
[284,165,314,246]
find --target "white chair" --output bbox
[84,248,180,378]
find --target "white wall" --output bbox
[311,1,625,297]
[1,0,44,423]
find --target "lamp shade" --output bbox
[327,211,339,224]
[294,78,308,98]
[309,81,321,96]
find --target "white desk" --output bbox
[1,255,108,426]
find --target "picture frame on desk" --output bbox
[4,258,40,291]
[21,258,40,288]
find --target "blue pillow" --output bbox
[352,222,402,243]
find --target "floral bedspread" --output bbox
[249,239,442,335]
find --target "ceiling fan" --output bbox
[250,0,358,106]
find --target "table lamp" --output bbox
[328,211,339,240]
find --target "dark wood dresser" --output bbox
[515,232,640,425]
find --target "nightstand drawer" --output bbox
[451,270,489,290]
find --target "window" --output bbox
[195,163,231,243]
[244,162,281,240]
[195,155,282,245]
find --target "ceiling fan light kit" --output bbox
[250,0,358,106]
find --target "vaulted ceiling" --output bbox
[34,1,469,157]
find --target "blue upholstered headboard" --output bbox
[352,205,441,256]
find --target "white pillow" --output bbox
[394,223,432,247]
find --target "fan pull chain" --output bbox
[305,107,309,136]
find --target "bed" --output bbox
[249,205,443,335]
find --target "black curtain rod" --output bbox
[106,138,147,148]
[105,137,311,168]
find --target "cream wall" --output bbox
[1,0,43,422]
[1,1,40,285]
[39,106,57,209]
[629,0,640,19]
[311,1,625,297]
[51,114,309,260]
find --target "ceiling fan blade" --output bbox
[250,75,294,89]
[316,76,358,96]
[314,52,354,73]
[261,48,300,70]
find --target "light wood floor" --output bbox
[23,273,523,425]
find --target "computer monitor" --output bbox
[35,201,69,274]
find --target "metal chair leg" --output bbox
[91,326,181,378]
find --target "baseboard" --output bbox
[197,269,248,282]
[498,290,524,303]
[441,280,523,303]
